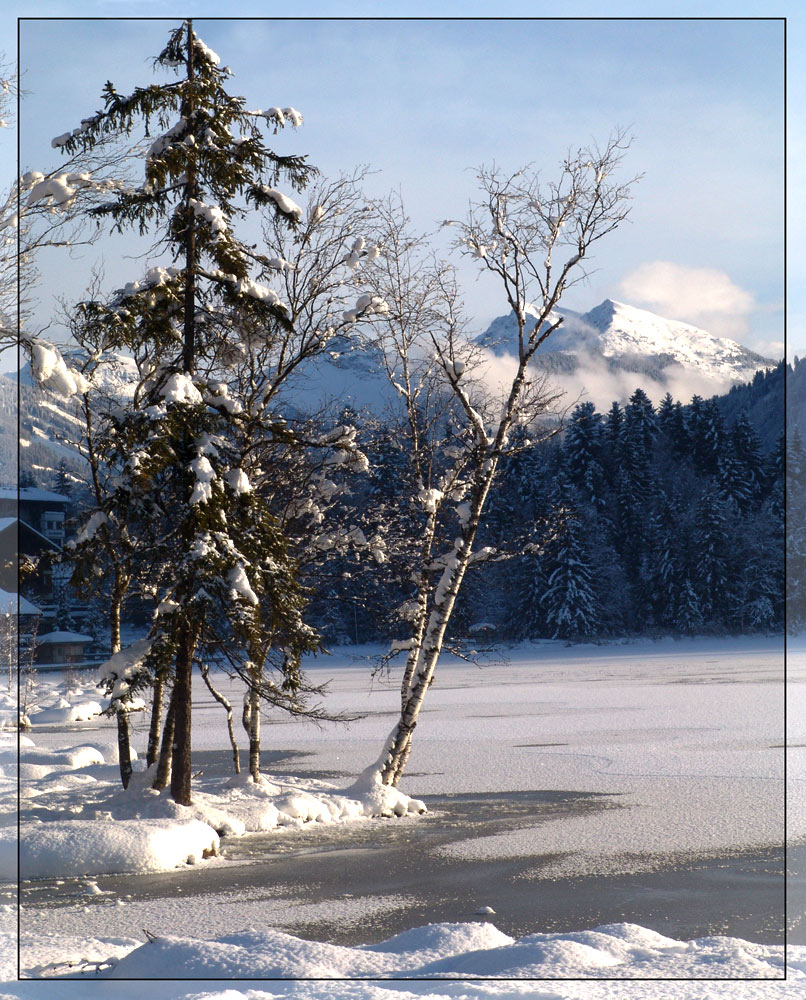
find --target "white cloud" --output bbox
[473,346,734,417]
[561,355,739,411]
[753,339,784,361]
[618,261,755,340]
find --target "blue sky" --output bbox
[4,6,794,360]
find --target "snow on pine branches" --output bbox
[49,20,379,805]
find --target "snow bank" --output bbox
[28,701,102,725]
[103,764,425,841]
[18,701,425,880]
[345,761,426,818]
[99,921,791,980]
[20,818,219,878]
[0,827,15,881]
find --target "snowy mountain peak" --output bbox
[579,297,621,328]
[476,298,774,405]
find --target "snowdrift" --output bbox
[103,921,791,979]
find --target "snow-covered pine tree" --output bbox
[675,576,703,635]
[563,401,606,506]
[52,20,331,804]
[657,392,675,433]
[787,430,806,631]
[541,486,600,640]
[622,388,657,476]
[602,400,624,479]
[692,485,730,624]
[687,396,725,476]
[53,461,73,500]
[730,412,766,499]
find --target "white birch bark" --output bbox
[370,134,636,786]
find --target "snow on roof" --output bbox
[0,487,70,503]
[37,630,92,644]
[0,588,40,615]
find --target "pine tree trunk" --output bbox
[170,627,195,805]
[146,672,164,769]
[117,711,133,789]
[182,18,197,376]
[110,581,133,789]
[153,687,176,790]
[166,18,199,809]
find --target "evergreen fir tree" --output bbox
[54,582,77,633]
[787,430,806,630]
[730,412,766,498]
[541,487,600,640]
[563,401,606,506]
[687,396,724,475]
[657,392,675,434]
[603,400,623,476]
[692,486,730,623]
[57,20,325,803]
[675,577,703,634]
[516,551,549,639]
[54,461,72,500]
[623,387,657,463]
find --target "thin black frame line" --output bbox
[13,12,788,987]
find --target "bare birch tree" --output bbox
[360,133,636,786]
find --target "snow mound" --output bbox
[102,920,793,980]
[345,761,426,818]
[21,744,105,769]
[28,701,102,725]
[20,817,219,878]
[103,765,425,841]
[18,721,428,881]
[0,826,15,880]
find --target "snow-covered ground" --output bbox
[1,634,801,997]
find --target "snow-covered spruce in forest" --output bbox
[34,21,387,806]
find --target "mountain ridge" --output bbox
[477,297,775,384]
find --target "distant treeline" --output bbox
[310,369,788,644]
[26,362,797,644]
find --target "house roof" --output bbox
[0,517,61,552]
[37,631,92,644]
[0,488,70,504]
[0,588,40,616]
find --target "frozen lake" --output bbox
[19,633,795,964]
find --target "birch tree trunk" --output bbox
[369,136,635,787]
[380,467,497,785]
[249,660,262,782]
[200,662,240,774]
[153,688,176,790]
[146,672,164,768]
